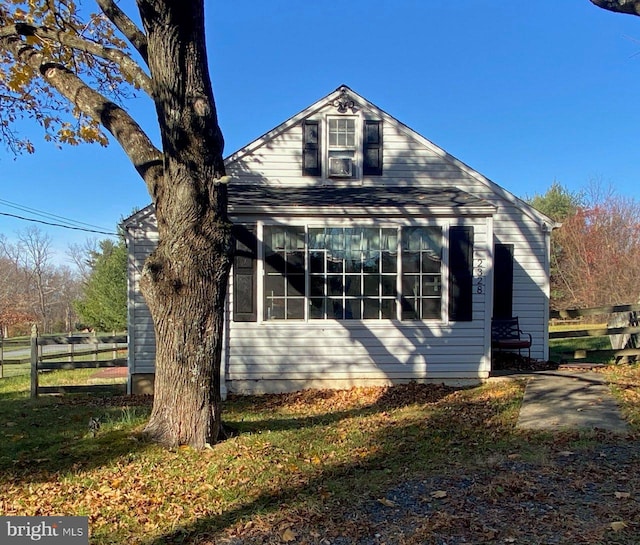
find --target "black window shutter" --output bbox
[449,226,474,322]
[493,243,514,319]
[232,225,257,322]
[302,120,321,176]
[363,120,383,175]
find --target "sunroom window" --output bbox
[308,227,397,320]
[401,227,443,320]
[252,224,471,323]
[263,226,306,320]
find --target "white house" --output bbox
[123,85,556,396]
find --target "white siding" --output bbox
[124,86,553,394]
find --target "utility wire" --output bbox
[0,197,112,232]
[0,211,118,236]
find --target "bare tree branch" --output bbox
[589,0,640,16]
[96,0,148,64]
[0,23,152,96]
[0,30,163,198]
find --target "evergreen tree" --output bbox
[74,239,127,331]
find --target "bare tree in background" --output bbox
[18,227,55,332]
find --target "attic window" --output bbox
[302,118,383,177]
[328,117,356,179]
[328,118,356,148]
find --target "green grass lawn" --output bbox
[1,368,639,544]
[549,323,615,364]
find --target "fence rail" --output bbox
[28,328,127,397]
[550,303,640,363]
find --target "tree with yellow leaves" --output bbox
[1,0,230,449]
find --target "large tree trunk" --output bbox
[137,0,231,448]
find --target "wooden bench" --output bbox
[491,317,532,360]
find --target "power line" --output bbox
[0,211,118,236]
[0,198,113,232]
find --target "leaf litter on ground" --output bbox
[0,374,639,544]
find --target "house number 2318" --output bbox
[475,258,484,294]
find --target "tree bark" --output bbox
[136,0,231,448]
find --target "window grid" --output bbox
[261,225,445,322]
[308,227,397,320]
[328,118,356,149]
[263,226,306,320]
[401,227,443,320]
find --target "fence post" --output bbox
[0,331,3,380]
[30,324,39,398]
[92,331,98,364]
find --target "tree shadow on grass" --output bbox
[0,389,154,479]
[145,383,523,545]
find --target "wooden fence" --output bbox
[550,303,640,363]
[29,327,127,397]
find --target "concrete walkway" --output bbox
[512,370,629,433]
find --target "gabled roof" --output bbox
[123,84,556,229]
[225,84,556,229]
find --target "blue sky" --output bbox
[2,1,640,264]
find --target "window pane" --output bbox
[287,298,305,320]
[266,298,285,320]
[400,226,442,321]
[265,275,285,296]
[363,275,379,296]
[422,252,441,273]
[327,257,343,274]
[263,225,399,321]
[422,298,441,320]
[330,298,344,319]
[288,274,305,297]
[363,298,379,319]
[310,276,324,297]
[402,252,420,273]
[309,298,325,319]
[381,275,396,296]
[362,228,380,251]
[345,253,362,273]
[265,251,286,274]
[328,275,343,296]
[288,251,305,274]
[329,118,356,148]
[363,251,379,273]
[402,275,420,297]
[382,251,397,273]
[345,276,361,297]
[381,299,395,319]
[422,276,441,296]
[309,251,324,274]
[344,299,361,319]
[401,297,418,320]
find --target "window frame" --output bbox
[326,115,359,179]
[249,220,477,324]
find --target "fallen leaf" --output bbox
[281,528,296,542]
[615,491,631,499]
[431,490,448,499]
[610,521,627,532]
[377,498,398,507]
[558,451,574,457]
